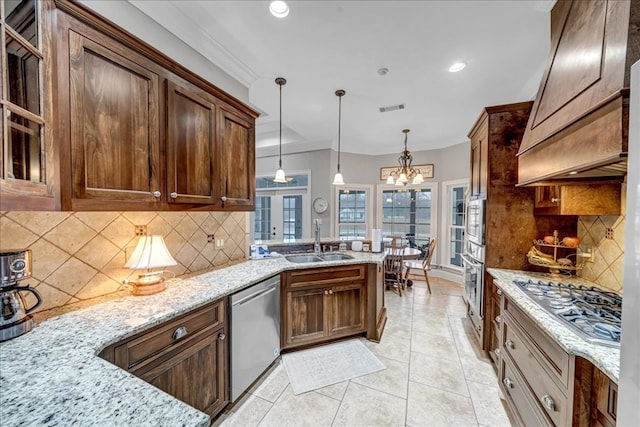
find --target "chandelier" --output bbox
[385,129,424,186]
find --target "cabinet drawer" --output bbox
[503,319,568,426]
[501,356,550,427]
[504,297,569,387]
[114,300,225,369]
[285,265,365,289]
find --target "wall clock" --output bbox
[313,197,328,214]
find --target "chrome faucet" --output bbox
[314,221,321,256]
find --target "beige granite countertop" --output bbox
[487,268,620,383]
[0,252,384,426]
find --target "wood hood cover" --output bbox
[516,0,639,186]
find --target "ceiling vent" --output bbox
[379,104,405,113]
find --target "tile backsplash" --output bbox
[577,183,626,293]
[0,211,249,313]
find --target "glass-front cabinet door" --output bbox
[1,0,49,208]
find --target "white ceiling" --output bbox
[129,0,554,156]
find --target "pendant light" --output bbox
[332,89,346,185]
[273,77,287,183]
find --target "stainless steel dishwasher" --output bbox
[230,274,280,401]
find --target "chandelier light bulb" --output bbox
[412,173,424,184]
[269,0,289,18]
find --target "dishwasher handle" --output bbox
[232,284,278,307]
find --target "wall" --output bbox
[78,0,249,102]
[577,182,626,293]
[0,211,248,313]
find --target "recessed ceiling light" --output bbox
[269,0,289,18]
[448,62,466,73]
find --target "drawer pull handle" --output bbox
[172,326,188,340]
[218,333,226,341]
[551,197,560,203]
[506,339,515,350]
[541,394,555,411]
[495,315,502,323]
[503,377,514,389]
[497,289,503,296]
[329,289,333,295]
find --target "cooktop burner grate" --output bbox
[512,279,622,347]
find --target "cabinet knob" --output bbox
[541,394,555,411]
[170,192,178,199]
[497,289,503,296]
[506,339,515,350]
[172,326,188,341]
[218,333,226,341]
[153,191,161,198]
[551,197,560,203]
[221,196,227,202]
[503,377,514,389]
[495,348,501,357]
[329,289,333,295]
[495,315,502,323]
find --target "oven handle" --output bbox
[461,254,483,268]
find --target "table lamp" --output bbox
[124,235,177,296]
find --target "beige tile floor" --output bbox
[216,276,515,427]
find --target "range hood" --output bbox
[516,0,638,186]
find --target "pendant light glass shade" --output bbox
[332,172,344,185]
[333,89,346,185]
[386,175,395,185]
[273,77,287,183]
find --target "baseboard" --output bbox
[430,267,463,285]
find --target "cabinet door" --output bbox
[140,325,228,418]
[283,288,327,348]
[534,186,561,214]
[469,121,488,199]
[68,31,161,208]
[166,80,218,205]
[218,108,255,209]
[328,282,366,337]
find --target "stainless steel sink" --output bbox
[319,253,354,261]
[284,255,323,263]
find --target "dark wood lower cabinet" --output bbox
[99,299,228,420]
[281,264,368,350]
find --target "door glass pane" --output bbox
[5,0,38,50]
[5,109,42,182]
[254,196,272,241]
[6,33,40,116]
[283,195,302,241]
[382,188,431,250]
[449,186,467,267]
[338,189,366,240]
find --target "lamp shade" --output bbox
[273,168,287,183]
[125,235,177,270]
[332,172,345,185]
[386,175,395,185]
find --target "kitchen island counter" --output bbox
[0,252,385,426]
[488,268,620,383]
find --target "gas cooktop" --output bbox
[513,279,622,347]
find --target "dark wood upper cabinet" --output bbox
[166,80,218,206]
[517,0,639,186]
[68,30,162,209]
[218,108,255,209]
[0,0,259,211]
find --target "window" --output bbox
[379,185,435,252]
[334,185,373,240]
[251,172,310,242]
[441,180,468,270]
[1,0,45,184]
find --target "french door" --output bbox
[254,191,309,242]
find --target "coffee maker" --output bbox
[1,249,42,342]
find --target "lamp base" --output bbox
[131,274,166,296]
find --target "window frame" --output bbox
[439,179,468,272]
[332,183,373,240]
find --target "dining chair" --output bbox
[384,244,406,296]
[404,238,437,294]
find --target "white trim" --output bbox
[440,179,468,269]
[333,184,374,239]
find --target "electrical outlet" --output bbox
[215,239,225,249]
[135,225,147,236]
[605,228,614,240]
[207,234,215,243]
